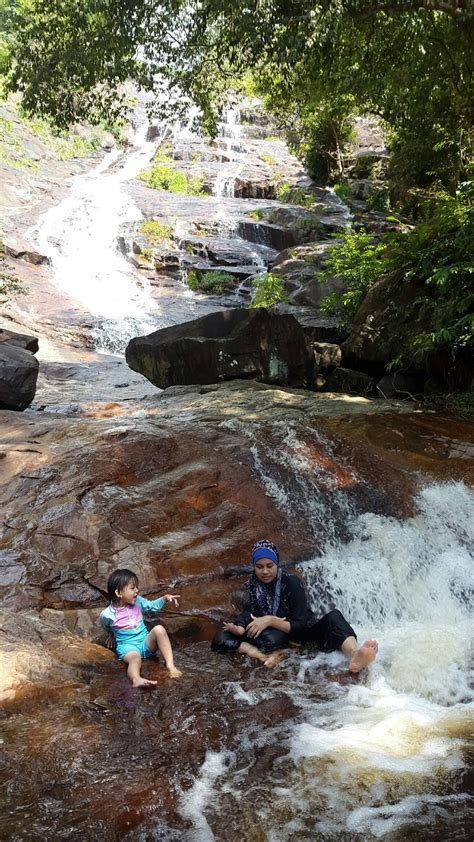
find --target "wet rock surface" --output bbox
[1,384,473,838]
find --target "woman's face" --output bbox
[254,558,278,584]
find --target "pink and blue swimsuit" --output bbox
[100,595,166,660]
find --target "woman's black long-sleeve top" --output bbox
[235,573,316,638]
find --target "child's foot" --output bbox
[348,640,378,673]
[132,677,157,688]
[167,666,182,679]
[263,651,285,668]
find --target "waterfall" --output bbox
[213,108,245,201]
[28,123,166,354]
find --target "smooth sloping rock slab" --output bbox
[126,308,314,389]
[0,343,39,410]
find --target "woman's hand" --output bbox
[246,614,272,638]
[164,593,180,608]
[222,622,244,636]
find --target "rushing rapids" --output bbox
[1,389,473,841]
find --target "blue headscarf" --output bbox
[247,539,282,616]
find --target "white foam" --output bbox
[179,750,234,840]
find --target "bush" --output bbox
[321,184,474,367]
[139,219,172,245]
[334,182,352,202]
[319,229,387,323]
[250,273,288,308]
[276,183,313,208]
[387,183,474,361]
[187,270,235,294]
[139,164,204,196]
[0,240,23,301]
[248,208,276,222]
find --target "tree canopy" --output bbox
[1,0,473,189]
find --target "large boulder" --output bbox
[126,308,314,389]
[342,273,474,389]
[0,342,39,410]
[0,327,39,353]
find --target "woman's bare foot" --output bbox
[167,666,182,679]
[132,677,157,688]
[348,639,378,673]
[263,651,285,668]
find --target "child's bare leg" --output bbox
[123,651,157,688]
[263,650,285,668]
[238,642,285,668]
[341,635,378,673]
[146,625,182,678]
[238,640,267,663]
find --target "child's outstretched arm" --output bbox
[136,593,181,613]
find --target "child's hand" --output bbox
[223,622,244,636]
[105,633,116,651]
[164,593,180,608]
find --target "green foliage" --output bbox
[351,155,380,180]
[0,238,23,301]
[2,2,472,196]
[334,182,352,202]
[139,164,205,196]
[287,102,356,183]
[0,114,39,169]
[387,183,474,358]
[319,229,387,323]
[322,184,474,365]
[432,391,474,419]
[259,153,275,166]
[248,208,275,222]
[294,217,324,236]
[250,272,288,309]
[366,186,391,212]
[187,269,235,294]
[139,219,172,245]
[276,183,314,208]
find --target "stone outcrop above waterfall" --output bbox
[126,308,314,389]
[271,243,346,308]
[0,331,39,410]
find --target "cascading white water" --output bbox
[180,421,473,839]
[213,108,245,201]
[29,123,166,353]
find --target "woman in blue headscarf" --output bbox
[211,539,378,672]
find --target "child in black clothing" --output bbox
[216,587,285,668]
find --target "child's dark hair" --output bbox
[230,588,251,612]
[107,568,139,603]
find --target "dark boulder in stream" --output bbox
[0,334,39,409]
[126,308,314,389]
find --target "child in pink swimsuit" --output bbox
[100,568,182,687]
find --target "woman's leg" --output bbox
[306,609,378,672]
[341,636,378,673]
[146,625,182,678]
[123,650,157,688]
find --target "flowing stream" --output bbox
[5,104,472,841]
[179,423,473,840]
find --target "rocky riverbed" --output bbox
[1,98,473,841]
